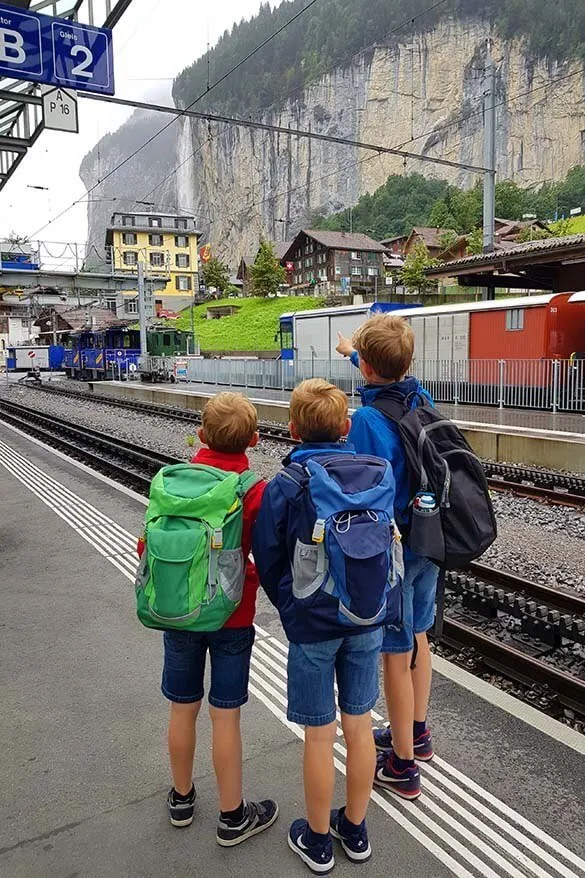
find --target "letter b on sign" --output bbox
[0,28,26,64]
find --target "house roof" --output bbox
[380,235,408,246]
[425,234,585,280]
[282,230,386,262]
[36,306,129,333]
[407,227,457,249]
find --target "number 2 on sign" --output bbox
[70,44,93,78]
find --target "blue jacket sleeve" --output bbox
[349,350,360,368]
[252,478,289,609]
[348,408,403,471]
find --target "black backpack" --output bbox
[372,392,497,569]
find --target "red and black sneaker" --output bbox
[374,750,421,800]
[373,725,434,762]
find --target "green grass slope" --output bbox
[175,296,325,351]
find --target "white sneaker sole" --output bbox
[330,826,372,862]
[288,833,335,874]
[170,814,194,827]
[216,803,279,847]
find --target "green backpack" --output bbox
[135,463,261,632]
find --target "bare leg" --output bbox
[341,712,376,825]
[209,706,243,812]
[382,652,414,760]
[304,722,337,834]
[412,633,432,724]
[168,701,201,795]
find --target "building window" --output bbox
[148,216,162,228]
[176,253,190,268]
[105,298,116,313]
[176,275,192,291]
[124,299,138,314]
[318,268,327,280]
[304,258,312,268]
[351,251,360,260]
[367,267,378,277]
[122,215,134,226]
[149,233,163,246]
[122,232,137,245]
[335,265,341,275]
[350,266,362,276]
[368,251,378,262]
[175,235,188,248]
[506,308,525,331]
[149,251,165,267]
[175,218,188,230]
[123,251,138,266]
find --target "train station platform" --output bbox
[92,381,585,472]
[1,420,585,877]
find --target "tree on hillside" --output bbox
[400,242,440,293]
[250,241,287,298]
[202,257,230,292]
[466,227,484,255]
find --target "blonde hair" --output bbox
[201,392,258,453]
[353,314,414,380]
[290,379,348,442]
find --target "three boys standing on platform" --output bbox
[137,314,442,872]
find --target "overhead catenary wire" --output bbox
[27,0,324,238]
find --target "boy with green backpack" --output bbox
[136,392,278,844]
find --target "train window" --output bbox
[505,309,524,331]
[280,321,294,351]
[163,333,171,346]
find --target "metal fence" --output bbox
[151,356,585,413]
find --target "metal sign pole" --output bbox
[137,261,147,359]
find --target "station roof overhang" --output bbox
[0,267,169,292]
[425,234,585,293]
[0,1,134,192]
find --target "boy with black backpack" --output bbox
[337,315,496,800]
[136,392,278,845]
[254,379,404,873]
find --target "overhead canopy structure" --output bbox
[425,234,585,294]
[0,0,132,191]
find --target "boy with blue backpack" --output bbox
[254,379,404,873]
[337,315,496,800]
[136,392,278,845]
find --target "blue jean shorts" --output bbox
[162,626,255,708]
[287,628,383,726]
[382,551,439,654]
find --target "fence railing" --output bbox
[154,356,585,413]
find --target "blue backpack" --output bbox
[284,453,404,631]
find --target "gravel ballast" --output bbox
[2,383,585,594]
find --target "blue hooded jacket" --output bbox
[253,442,387,644]
[348,360,434,527]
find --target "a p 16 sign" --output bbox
[0,2,114,95]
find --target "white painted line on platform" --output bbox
[2,432,585,878]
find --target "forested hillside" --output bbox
[173,0,585,115]
[313,167,585,238]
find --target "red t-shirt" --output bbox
[137,447,265,629]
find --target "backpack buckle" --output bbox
[312,518,325,544]
[211,528,223,549]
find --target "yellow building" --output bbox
[105,211,200,315]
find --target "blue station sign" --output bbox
[0,3,114,94]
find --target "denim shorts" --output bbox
[287,628,383,726]
[382,551,439,654]
[161,626,255,708]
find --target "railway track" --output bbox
[16,382,585,506]
[1,395,584,718]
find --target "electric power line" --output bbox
[27,0,324,238]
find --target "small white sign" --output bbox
[41,85,78,133]
[570,207,582,217]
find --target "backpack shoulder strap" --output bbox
[370,396,407,423]
[237,470,263,496]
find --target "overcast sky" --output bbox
[0,0,279,246]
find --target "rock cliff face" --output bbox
[82,17,585,265]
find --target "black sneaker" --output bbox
[288,819,335,874]
[216,798,279,847]
[330,807,371,863]
[167,785,196,827]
